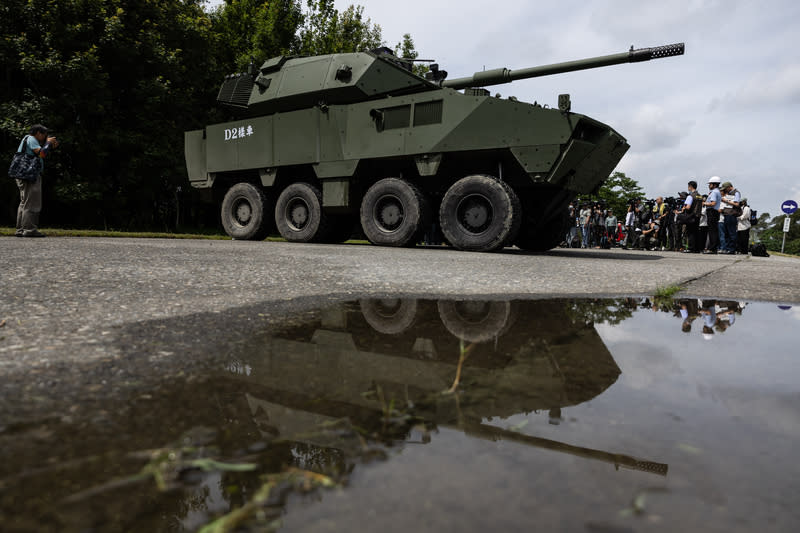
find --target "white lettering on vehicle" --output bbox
[224,125,255,141]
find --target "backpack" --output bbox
[749,210,758,225]
[749,243,769,257]
[691,192,704,218]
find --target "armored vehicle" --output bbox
[184,43,684,251]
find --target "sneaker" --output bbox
[702,249,717,254]
[14,230,23,237]
[22,230,46,238]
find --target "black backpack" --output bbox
[691,192,704,218]
[749,209,758,225]
[750,243,769,257]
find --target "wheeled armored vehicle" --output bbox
[184,43,684,251]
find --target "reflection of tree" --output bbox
[565,298,635,326]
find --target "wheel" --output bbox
[220,182,271,240]
[275,182,329,242]
[439,175,521,252]
[515,209,571,251]
[360,298,418,335]
[360,178,430,247]
[437,300,513,343]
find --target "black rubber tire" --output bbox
[437,300,513,343]
[275,182,329,242]
[220,182,272,241]
[360,178,430,247]
[439,175,521,252]
[515,209,571,251]
[360,298,418,335]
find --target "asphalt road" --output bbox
[1,236,798,422]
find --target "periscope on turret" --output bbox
[185,43,684,252]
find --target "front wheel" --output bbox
[220,182,271,240]
[439,175,521,252]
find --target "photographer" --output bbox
[703,176,723,253]
[623,200,639,249]
[14,124,59,238]
[579,203,592,248]
[677,180,703,253]
[604,209,618,248]
[653,197,668,250]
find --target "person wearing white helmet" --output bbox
[702,176,722,253]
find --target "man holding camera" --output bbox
[15,124,59,238]
[679,180,703,253]
[718,181,741,254]
[703,176,723,254]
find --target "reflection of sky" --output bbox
[593,302,800,442]
[596,302,800,392]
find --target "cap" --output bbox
[721,181,732,189]
[741,198,748,203]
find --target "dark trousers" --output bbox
[706,209,720,251]
[721,214,738,252]
[737,229,750,253]
[686,220,700,252]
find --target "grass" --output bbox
[0,227,370,244]
[653,284,682,299]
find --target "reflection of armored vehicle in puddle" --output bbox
[185,44,684,251]
[225,299,667,475]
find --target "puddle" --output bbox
[1,298,799,532]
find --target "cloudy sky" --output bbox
[210,0,799,215]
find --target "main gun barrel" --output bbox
[441,43,685,90]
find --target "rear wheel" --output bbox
[275,182,329,242]
[439,175,521,252]
[220,182,271,240]
[360,178,430,247]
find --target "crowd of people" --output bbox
[565,176,754,254]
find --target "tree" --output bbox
[760,212,800,255]
[593,171,644,218]
[395,33,429,78]
[1,0,227,230]
[297,0,383,55]
[212,0,303,71]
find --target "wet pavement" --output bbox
[1,238,800,531]
[1,296,799,532]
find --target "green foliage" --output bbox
[592,171,644,218]
[212,0,303,70]
[1,0,226,230]
[297,0,383,55]
[759,212,800,255]
[395,33,429,78]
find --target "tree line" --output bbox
[1,0,415,230]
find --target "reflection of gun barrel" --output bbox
[463,422,668,476]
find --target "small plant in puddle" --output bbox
[653,284,681,299]
[652,284,681,309]
[445,339,475,394]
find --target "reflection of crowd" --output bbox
[565,177,754,254]
[679,299,742,339]
[621,297,745,339]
